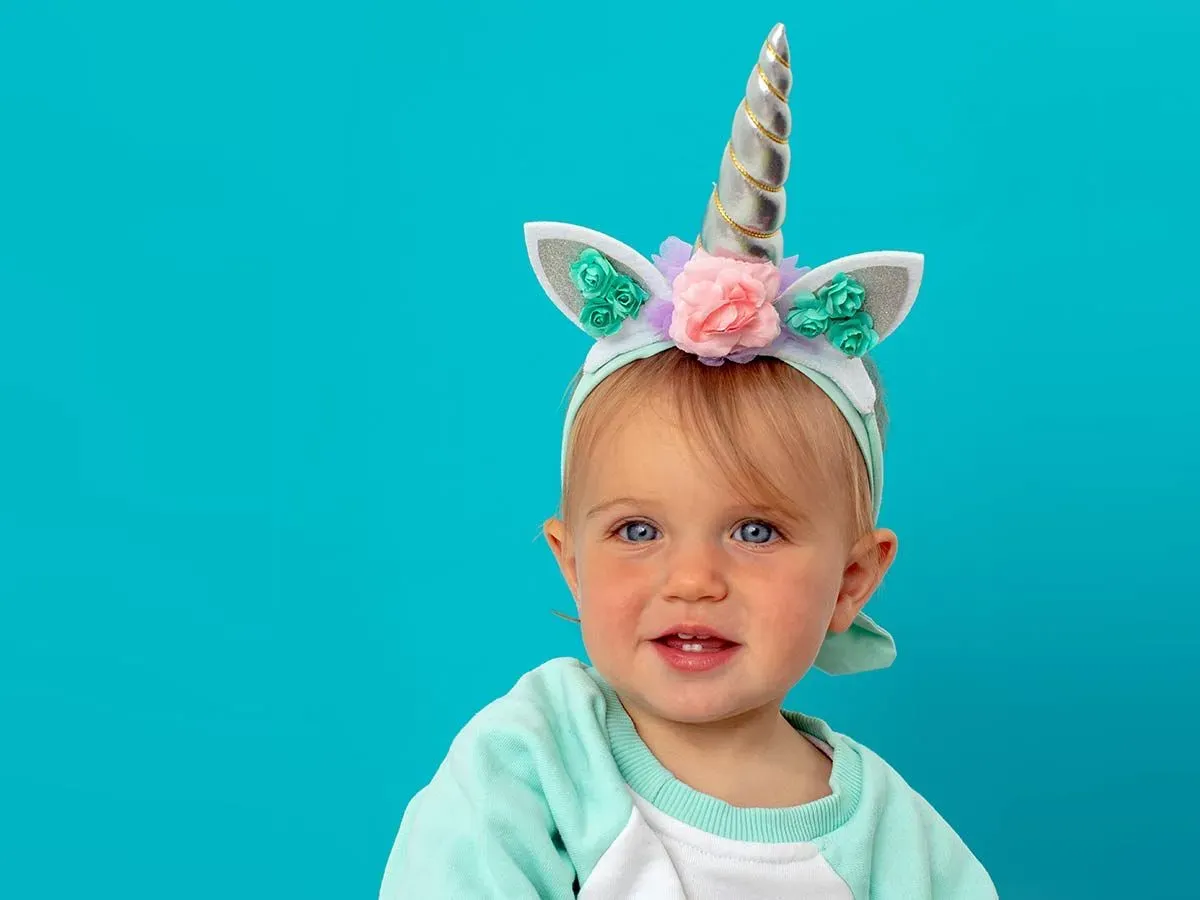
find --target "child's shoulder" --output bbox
[804,721,997,898]
[385,659,633,897]
[831,727,959,823]
[462,656,606,731]
[812,720,967,834]
[788,711,953,807]
[443,657,614,773]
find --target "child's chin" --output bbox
[660,707,741,726]
[648,691,753,726]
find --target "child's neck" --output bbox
[622,698,833,809]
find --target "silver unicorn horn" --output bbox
[699,23,792,263]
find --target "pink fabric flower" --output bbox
[668,250,782,358]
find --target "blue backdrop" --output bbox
[2,1,1197,897]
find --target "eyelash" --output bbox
[610,518,786,544]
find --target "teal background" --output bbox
[2,1,1197,897]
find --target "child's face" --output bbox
[546,398,894,727]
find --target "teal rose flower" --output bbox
[569,248,617,300]
[818,272,866,318]
[827,311,879,358]
[580,298,622,338]
[606,275,648,319]
[784,292,831,339]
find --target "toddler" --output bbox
[379,23,997,898]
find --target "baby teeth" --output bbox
[681,643,704,652]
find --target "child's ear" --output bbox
[542,517,580,600]
[830,528,899,633]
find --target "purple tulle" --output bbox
[651,236,694,286]
[644,296,674,339]
[763,328,806,355]
[696,349,762,367]
[777,255,810,294]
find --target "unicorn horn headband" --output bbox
[524,24,922,675]
[702,21,792,263]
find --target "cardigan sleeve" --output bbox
[378,659,634,899]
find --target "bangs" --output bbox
[562,350,878,541]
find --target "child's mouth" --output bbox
[655,634,736,653]
[651,630,741,672]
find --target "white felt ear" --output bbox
[776,251,923,344]
[524,222,672,333]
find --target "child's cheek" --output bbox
[577,551,655,640]
[750,565,843,675]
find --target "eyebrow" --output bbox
[584,497,645,520]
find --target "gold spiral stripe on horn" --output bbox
[763,41,790,69]
[711,188,779,239]
[757,64,788,103]
[728,143,781,193]
[742,99,787,144]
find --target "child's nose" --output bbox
[662,541,729,604]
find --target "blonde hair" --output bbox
[560,349,888,543]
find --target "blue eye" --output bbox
[735,521,776,544]
[619,521,659,543]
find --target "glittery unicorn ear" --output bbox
[776,251,924,355]
[524,222,671,339]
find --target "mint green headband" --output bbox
[525,23,923,675]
